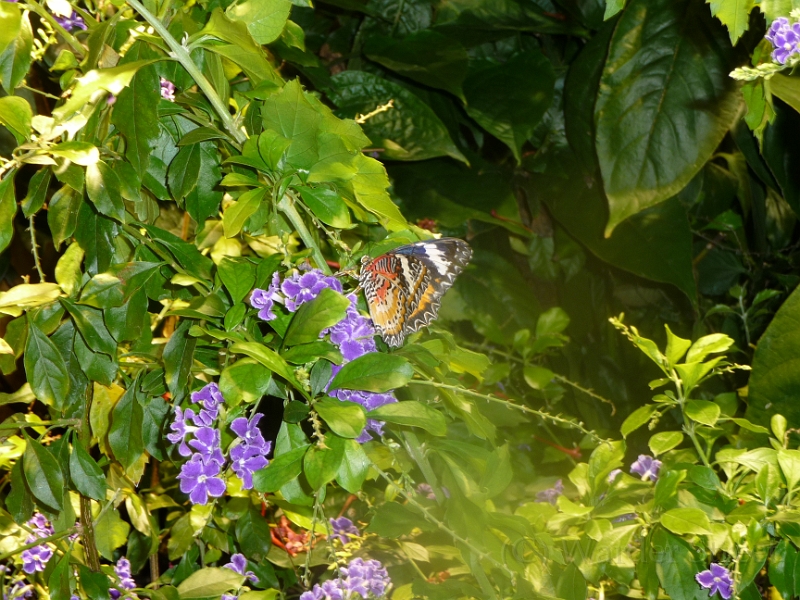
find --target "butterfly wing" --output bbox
[360,238,472,347]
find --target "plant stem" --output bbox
[278,193,331,275]
[551,373,616,416]
[124,0,246,145]
[410,379,609,443]
[0,419,80,431]
[78,386,101,571]
[0,527,78,564]
[28,216,45,282]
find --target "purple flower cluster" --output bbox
[53,11,87,31]
[536,479,564,505]
[630,455,661,482]
[230,414,271,489]
[696,563,733,599]
[160,77,176,101]
[766,17,800,64]
[110,557,137,599]
[300,558,391,600]
[330,517,360,544]
[224,553,258,583]
[3,579,32,600]
[250,270,397,443]
[170,383,227,505]
[20,513,53,574]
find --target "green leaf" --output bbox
[708,0,755,43]
[688,465,720,490]
[364,31,468,100]
[297,186,351,228]
[217,258,256,305]
[86,160,125,222]
[649,431,684,456]
[7,459,33,523]
[256,129,291,171]
[222,187,267,238]
[367,502,433,537]
[367,401,447,436]
[69,440,107,501]
[0,95,31,144]
[22,167,51,218]
[111,63,160,176]
[0,9,31,93]
[48,553,70,600]
[226,0,292,44]
[329,70,467,163]
[231,341,310,399]
[463,49,555,162]
[0,172,17,255]
[108,385,145,471]
[556,563,588,600]
[219,358,273,405]
[141,224,214,281]
[330,352,413,392]
[664,325,691,364]
[685,400,721,427]
[778,449,800,490]
[685,333,733,363]
[303,442,344,489]
[284,288,350,347]
[79,565,111,600]
[61,299,117,356]
[336,437,370,493]
[660,508,712,535]
[235,507,273,562]
[595,0,740,235]
[282,340,342,364]
[24,316,70,410]
[252,445,308,492]
[94,506,130,560]
[315,397,366,438]
[168,144,202,202]
[0,3,21,59]
[621,404,658,437]
[531,156,697,303]
[652,528,707,600]
[53,60,158,122]
[23,433,64,510]
[163,321,197,404]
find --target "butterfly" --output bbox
[357,238,472,348]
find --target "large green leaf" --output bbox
[111,63,160,176]
[528,152,697,303]
[230,341,310,399]
[226,0,291,44]
[176,567,243,599]
[708,0,755,43]
[284,288,350,347]
[23,434,64,510]
[0,95,31,144]
[24,316,70,410]
[330,353,413,392]
[0,9,31,93]
[69,440,108,501]
[61,299,117,356]
[367,400,447,436]
[748,284,800,427]
[329,71,467,163]
[108,385,145,471]
[594,0,741,235]
[364,31,468,100]
[314,397,366,439]
[0,171,16,255]
[253,445,308,492]
[463,49,555,162]
[652,529,707,600]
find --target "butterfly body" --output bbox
[358,238,472,347]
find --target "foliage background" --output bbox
[3,0,800,597]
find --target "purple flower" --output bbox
[341,558,391,598]
[231,414,269,453]
[167,406,196,456]
[160,77,176,101]
[230,443,269,489]
[189,426,226,465]
[21,544,52,574]
[536,479,564,505]
[326,296,377,361]
[250,273,282,321]
[766,17,800,64]
[54,11,87,31]
[696,563,733,599]
[177,453,226,505]
[281,270,343,312]
[607,469,622,483]
[224,553,258,583]
[330,517,360,544]
[221,596,237,600]
[190,382,224,425]
[630,455,661,482]
[300,580,344,600]
[115,557,136,591]
[4,580,33,600]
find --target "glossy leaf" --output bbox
[163,320,196,404]
[0,171,16,255]
[367,401,447,436]
[284,288,350,347]
[252,445,308,492]
[24,316,70,409]
[303,442,344,489]
[108,385,145,471]
[0,95,31,144]
[298,186,351,227]
[314,397,366,438]
[111,63,160,176]
[69,441,107,501]
[23,433,64,510]
[21,167,51,218]
[223,187,267,238]
[330,352,413,392]
[176,567,243,599]
[595,0,740,234]
[61,298,117,356]
[226,0,292,44]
